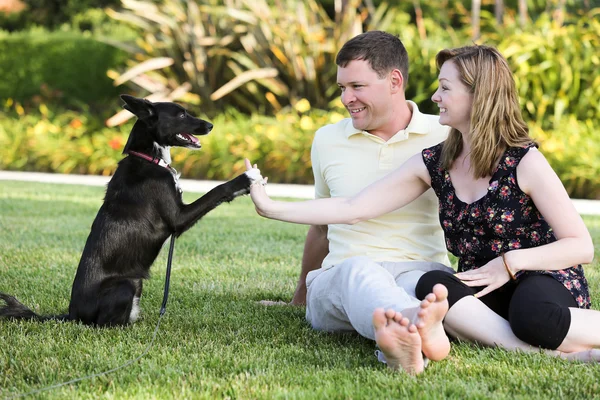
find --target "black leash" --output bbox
[160,235,175,315]
[4,235,177,400]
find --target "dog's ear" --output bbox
[120,94,156,120]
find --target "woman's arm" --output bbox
[245,153,432,226]
[505,148,594,273]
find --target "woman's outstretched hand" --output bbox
[244,158,271,216]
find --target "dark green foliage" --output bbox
[0,30,128,109]
[1,0,122,30]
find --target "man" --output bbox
[261,31,453,374]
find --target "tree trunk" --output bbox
[472,0,481,40]
[335,0,350,24]
[554,0,566,26]
[495,0,504,25]
[412,0,426,40]
[518,0,528,28]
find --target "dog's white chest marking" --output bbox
[127,150,182,194]
[129,296,141,323]
[171,170,182,193]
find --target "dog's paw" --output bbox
[245,168,266,186]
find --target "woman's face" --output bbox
[431,61,473,134]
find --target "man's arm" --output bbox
[290,224,328,305]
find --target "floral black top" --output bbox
[422,142,591,309]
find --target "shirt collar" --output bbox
[344,101,431,141]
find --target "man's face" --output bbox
[337,59,394,133]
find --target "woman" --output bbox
[246,45,600,360]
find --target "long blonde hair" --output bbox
[437,45,533,178]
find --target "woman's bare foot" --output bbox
[415,284,451,361]
[373,308,425,375]
[559,349,600,363]
[257,300,289,306]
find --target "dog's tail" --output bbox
[0,293,70,322]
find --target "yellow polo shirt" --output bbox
[312,101,450,269]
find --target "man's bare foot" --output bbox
[373,308,425,375]
[415,283,450,361]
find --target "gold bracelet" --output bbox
[501,252,516,281]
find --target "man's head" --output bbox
[335,31,410,137]
[336,31,409,88]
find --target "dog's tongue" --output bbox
[181,133,199,144]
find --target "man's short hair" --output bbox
[336,30,409,85]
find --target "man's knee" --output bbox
[415,270,473,308]
[415,270,452,299]
[336,256,387,283]
[338,256,373,270]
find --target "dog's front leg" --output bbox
[173,172,258,235]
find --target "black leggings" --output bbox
[415,271,577,350]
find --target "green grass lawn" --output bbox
[1,180,599,399]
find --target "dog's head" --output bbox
[120,95,213,153]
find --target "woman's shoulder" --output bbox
[504,142,538,159]
[516,146,553,180]
[421,141,445,180]
[422,141,445,158]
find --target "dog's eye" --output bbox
[179,112,185,118]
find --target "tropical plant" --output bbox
[104,0,397,124]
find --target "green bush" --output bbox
[0,101,129,175]
[482,10,600,130]
[0,29,129,110]
[1,2,598,200]
[530,118,600,200]
[386,11,467,116]
[170,101,346,183]
[70,8,138,37]
[0,99,344,182]
[1,101,598,199]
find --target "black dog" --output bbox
[0,95,260,326]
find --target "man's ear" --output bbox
[120,94,156,120]
[390,69,404,94]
